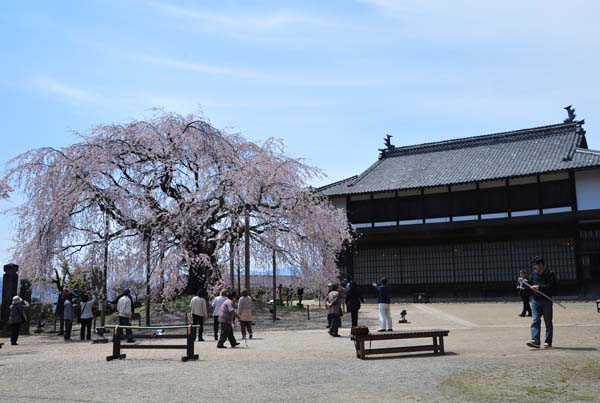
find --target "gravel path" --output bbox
[1,302,599,402]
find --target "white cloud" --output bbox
[148,1,337,31]
[358,0,600,44]
[33,77,101,103]
[134,53,259,79]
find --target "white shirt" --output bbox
[212,296,227,317]
[117,295,132,317]
[79,296,96,319]
[190,296,208,317]
[237,296,252,321]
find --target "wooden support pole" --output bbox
[145,235,151,327]
[272,248,277,322]
[244,210,251,291]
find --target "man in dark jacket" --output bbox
[526,257,557,349]
[345,281,365,327]
[517,270,532,317]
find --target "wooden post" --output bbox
[244,210,251,291]
[272,248,277,322]
[307,305,310,320]
[145,235,151,327]
[101,214,109,327]
[229,240,235,292]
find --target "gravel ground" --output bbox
[1,302,599,402]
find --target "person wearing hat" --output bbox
[8,296,29,345]
[527,256,557,349]
[372,278,393,332]
[117,288,135,343]
[63,293,75,341]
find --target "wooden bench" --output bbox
[353,329,449,359]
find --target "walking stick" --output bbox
[519,279,567,310]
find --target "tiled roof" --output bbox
[321,121,600,196]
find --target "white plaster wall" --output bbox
[575,169,600,210]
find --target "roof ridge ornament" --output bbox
[378,134,396,159]
[564,105,577,123]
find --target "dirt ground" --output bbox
[1,301,600,402]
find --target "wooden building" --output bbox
[321,115,600,297]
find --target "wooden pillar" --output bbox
[101,214,109,327]
[229,240,235,292]
[145,235,151,326]
[244,210,251,291]
[272,248,277,322]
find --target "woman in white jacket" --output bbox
[237,289,253,339]
[190,289,208,341]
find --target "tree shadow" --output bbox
[550,347,597,351]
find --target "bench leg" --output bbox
[359,340,366,360]
[439,336,445,354]
[433,336,439,354]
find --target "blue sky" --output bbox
[1,0,600,266]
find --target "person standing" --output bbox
[8,296,29,345]
[237,289,253,340]
[345,281,365,327]
[277,283,283,303]
[217,291,241,349]
[63,294,75,341]
[190,289,208,342]
[517,270,532,317]
[212,290,228,341]
[372,278,393,332]
[297,287,304,306]
[117,288,135,343]
[325,285,341,337]
[79,292,96,341]
[527,257,557,349]
[286,287,293,306]
[55,289,68,335]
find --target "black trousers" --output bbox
[240,321,253,338]
[521,296,532,316]
[329,313,341,336]
[192,314,204,341]
[217,322,237,347]
[118,316,134,342]
[213,316,220,339]
[64,320,73,340]
[349,310,359,327]
[80,318,92,340]
[10,323,20,344]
